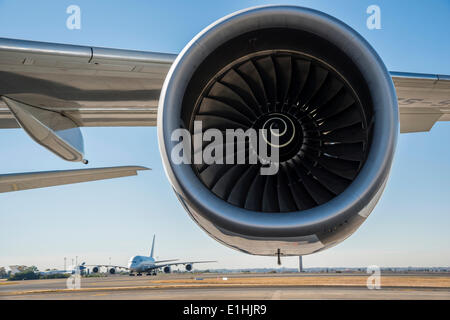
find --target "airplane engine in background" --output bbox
[92,266,99,273]
[185,264,193,272]
[158,6,398,256]
[163,266,171,274]
[109,268,116,275]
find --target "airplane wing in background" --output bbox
[153,259,179,264]
[153,260,218,269]
[0,166,149,193]
[83,264,129,269]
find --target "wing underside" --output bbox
[392,72,450,133]
[0,38,176,129]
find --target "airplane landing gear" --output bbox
[137,273,142,276]
[129,273,135,276]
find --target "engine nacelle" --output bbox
[163,266,171,274]
[109,268,116,275]
[185,264,193,272]
[92,266,99,273]
[158,6,398,256]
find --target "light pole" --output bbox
[298,256,303,273]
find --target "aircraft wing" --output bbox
[153,259,179,264]
[0,38,448,193]
[392,72,450,133]
[0,166,149,193]
[0,38,449,135]
[83,264,129,270]
[0,38,175,129]
[154,260,217,268]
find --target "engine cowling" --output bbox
[158,6,398,256]
[185,264,193,272]
[163,266,171,274]
[109,268,116,275]
[92,266,99,273]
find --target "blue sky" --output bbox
[0,0,449,270]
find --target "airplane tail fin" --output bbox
[150,234,156,258]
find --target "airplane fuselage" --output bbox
[127,255,155,273]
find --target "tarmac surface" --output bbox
[1,273,449,300]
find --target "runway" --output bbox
[1,273,449,300]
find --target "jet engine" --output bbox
[109,268,116,275]
[163,266,171,274]
[158,6,398,256]
[185,264,193,272]
[92,266,99,273]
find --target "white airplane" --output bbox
[8,263,86,276]
[86,235,216,276]
[39,263,86,276]
[0,5,449,262]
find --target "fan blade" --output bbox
[274,55,292,108]
[285,160,317,209]
[244,173,266,211]
[292,159,334,205]
[321,142,365,161]
[211,165,250,200]
[320,124,367,143]
[316,156,360,180]
[288,59,311,106]
[308,77,344,114]
[198,97,253,127]
[221,69,262,116]
[208,82,258,121]
[262,173,279,212]
[314,91,355,120]
[227,165,260,207]
[254,56,277,110]
[194,115,250,131]
[297,65,328,109]
[318,105,361,132]
[199,164,231,189]
[277,164,298,212]
[237,60,268,108]
[301,156,350,194]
